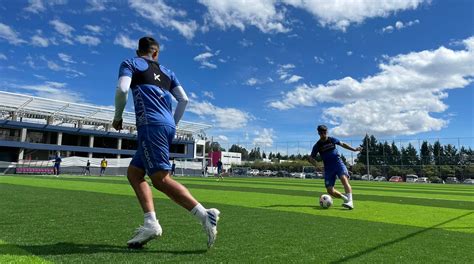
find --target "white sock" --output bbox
[340,194,349,202]
[346,193,353,202]
[144,211,158,228]
[190,203,207,223]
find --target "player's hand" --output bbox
[112,118,123,131]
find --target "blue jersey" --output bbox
[311,137,344,168]
[119,57,181,127]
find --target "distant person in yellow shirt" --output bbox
[100,158,108,176]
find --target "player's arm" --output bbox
[113,76,131,129]
[170,86,188,125]
[308,144,319,166]
[169,71,189,125]
[113,61,133,130]
[339,141,362,152]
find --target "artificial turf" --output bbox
[0,175,473,263]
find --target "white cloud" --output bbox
[239,38,253,47]
[270,36,474,136]
[194,52,213,61]
[200,61,217,69]
[129,0,198,39]
[187,101,251,129]
[383,19,420,33]
[113,34,136,49]
[194,51,217,69]
[47,60,61,71]
[199,0,426,33]
[25,55,36,68]
[0,23,26,45]
[395,21,404,29]
[203,91,215,99]
[199,0,289,33]
[84,24,102,34]
[253,128,274,147]
[0,53,7,60]
[382,25,394,33]
[280,64,295,70]
[314,56,324,64]
[347,51,353,56]
[190,92,198,99]
[42,56,85,78]
[217,135,229,142]
[24,0,45,13]
[76,35,101,46]
[284,75,303,84]
[49,19,74,44]
[246,78,259,86]
[277,63,303,83]
[86,0,108,11]
[13,81,85,102]
[49,19,74,37]
[31,35,49,47]
[283,0,426,31]
[265,57,275,65]
[33,74,46,79]
[58,53,75,64]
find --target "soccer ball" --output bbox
[319,194,333,209]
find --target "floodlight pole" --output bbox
[366,134,370,177]
[210,136,214,175]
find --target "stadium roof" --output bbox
[0,91,211,134]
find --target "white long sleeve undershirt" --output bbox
[170,85,189,125]
[114,76,131,121]
[113,76,189,125]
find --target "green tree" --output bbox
[248,147,262,161]
[228,144,249,160]
[433,141,444,165]
[443,144,458,165]
[206,141,224,152]
[420,141,434,165]
[401,143,419,166]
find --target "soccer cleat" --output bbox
[203,208,220,248]
[342,201,354,210]
[127,224,162,248]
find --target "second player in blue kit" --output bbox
[310,125,362,209]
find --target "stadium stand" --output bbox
[0,91,211,175]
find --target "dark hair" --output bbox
[317,125,328,132]
[138,36,159,54]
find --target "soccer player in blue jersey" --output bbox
[112,37,220,249]
[53,154,62,177]
[309,125,361,209]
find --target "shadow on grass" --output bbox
[0,242,207,256]
[262,204,350,211]
[330,211,474,263]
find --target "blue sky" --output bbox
[0,0,473,153]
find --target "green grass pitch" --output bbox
[1,175,473,263]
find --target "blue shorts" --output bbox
[324,163,349,188]
[130,124,175,176]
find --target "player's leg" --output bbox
[149,170,198,210]
[340,175,353,208]
[147,125,220,248]
[325,169,348,202]
[336,163,354,209]
[126,147,162,248]
[149,170,220,248]
[127,165,155,213]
